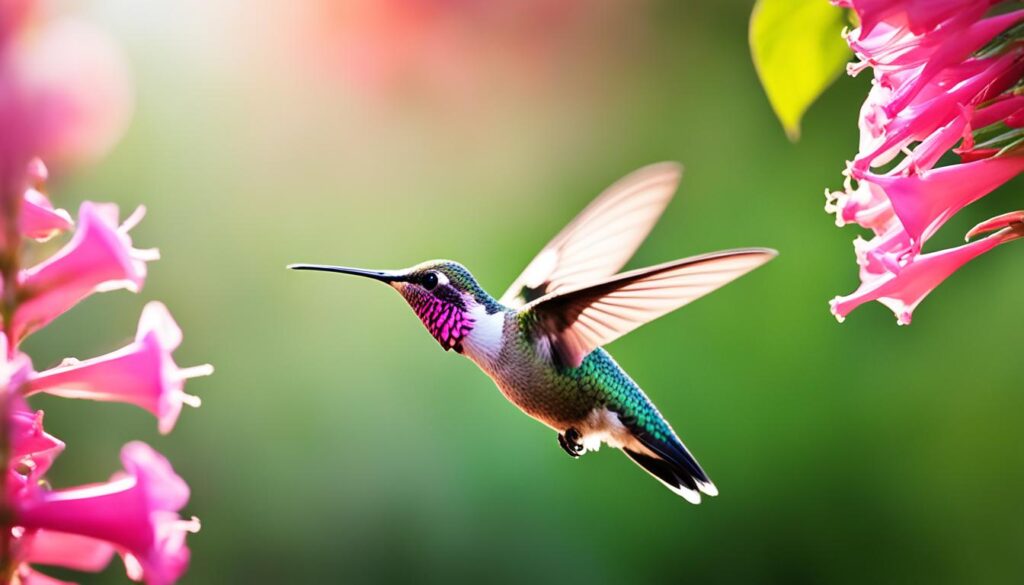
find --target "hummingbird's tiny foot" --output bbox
[558,427,585,458]
[557,433,579,458]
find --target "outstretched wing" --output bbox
[521,249,776,369]
[499,162,683,309]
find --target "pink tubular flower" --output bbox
[859,155,1024,251]
[832,225,1024,324]
[26,302,210,434]
[13,442,199,585]
[828,0,1024,324]
[12,201,158,341]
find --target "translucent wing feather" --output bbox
[522,249,777,368]
[500,162,682,309]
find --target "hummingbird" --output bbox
[290,163,775,502]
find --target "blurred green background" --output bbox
[22,0,1024,583]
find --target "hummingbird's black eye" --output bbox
[422,272,439,290]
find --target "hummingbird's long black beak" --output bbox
[287,264,404,283]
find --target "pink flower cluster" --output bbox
[2,165,208,585]
[827,0,1024,324]
[0,4,205,585]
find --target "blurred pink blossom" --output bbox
[828,0,1024,323]
[267,0,643,111]
[304,0,587,95]
[5,12,133,168]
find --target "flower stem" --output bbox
[0,154,25,583]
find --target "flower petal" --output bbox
[23,530,116,572]
[966,211,1024,240]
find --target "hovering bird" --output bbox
[290,163,775,502]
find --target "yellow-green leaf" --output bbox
[750,0,850,141]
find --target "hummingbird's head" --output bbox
[288,259,503,353]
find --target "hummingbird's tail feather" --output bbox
[623,449,700,503]
[623,434,718,504]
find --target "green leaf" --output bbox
[750,0,850,141]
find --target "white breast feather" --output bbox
[462,306,504,365]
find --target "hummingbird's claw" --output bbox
[558,427,585,458]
